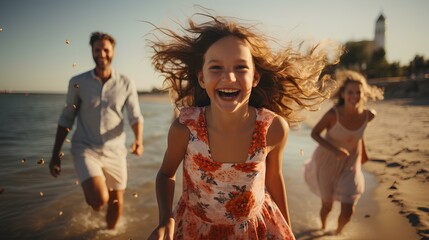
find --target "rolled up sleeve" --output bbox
[58,78,80,128]
[125,79,143,126]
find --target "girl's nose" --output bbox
[222,71,236,82]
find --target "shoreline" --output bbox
[303,96,428,239]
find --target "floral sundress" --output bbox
[174,107,295,240]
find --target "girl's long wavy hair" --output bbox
[332,70,384,107]
[149,13,343,124]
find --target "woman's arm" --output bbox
[266,116,291,226]
[311,108,349,159]
[361,139,369,164]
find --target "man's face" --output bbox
[92,40,114,70]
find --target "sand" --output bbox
[303,83,429,239]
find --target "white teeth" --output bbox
[218,89,239,93]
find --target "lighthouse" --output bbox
[374,13,386,50]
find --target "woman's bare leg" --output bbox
[336,202,354,234]
[320,200,333,230]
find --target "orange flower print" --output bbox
[183,168,195,191]
[205,224,235,240]
[225,191,255,219]
[248,120,267,157]
[175,200,186,219]
[233,162,258,173]
[194,153,221,173]
[184,168,201,198]
[196,110,209,144]
[184,220,199,238]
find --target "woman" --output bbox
[304,70,384,234]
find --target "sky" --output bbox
[0,0,428,93]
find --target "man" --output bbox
[49,32,144,229]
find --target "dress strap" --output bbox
[334,107,340,123]
[254,108,276,152]
[256,108,276,125]
[178,107,202,131]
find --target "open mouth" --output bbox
[217,89,240,100]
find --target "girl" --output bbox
[304,70,384,234]
[148,13,342,240]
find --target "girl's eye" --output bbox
[236,65,249,71]
[209,65,222,70]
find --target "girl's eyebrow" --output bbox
[206,59,221,64]
[206,59,250,64]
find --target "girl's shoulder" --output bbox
[168,117,191,146]
[316,107,338,129]
[324,107,338,121]
[266,112,289,149]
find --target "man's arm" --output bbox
[49,125,69,177]
[130,121,144,156]
[50,78,79,177]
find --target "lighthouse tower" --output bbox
[374,13,386,50]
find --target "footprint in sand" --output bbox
[389,181,398,190]
[386,162,402,168]
[417,207,429,213]
[370,159,386,163]
[391,199,404,207]
[406,213,421,227]
[416,169,428,175]
[387,192,400,199]
[393,147,417,156]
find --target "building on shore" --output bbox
[340,13,387,72]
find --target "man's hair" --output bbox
[89,32,116,47]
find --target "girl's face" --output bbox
[198,35,259,113]
[341,82,363,108]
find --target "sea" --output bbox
[0,93,377,239]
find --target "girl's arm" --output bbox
[311,108,349,159]
[148,118,189,240]
[266,116,291,226]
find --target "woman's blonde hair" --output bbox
[149,13,343,124]
[332,70,384,107]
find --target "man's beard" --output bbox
[94,57,111,69]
